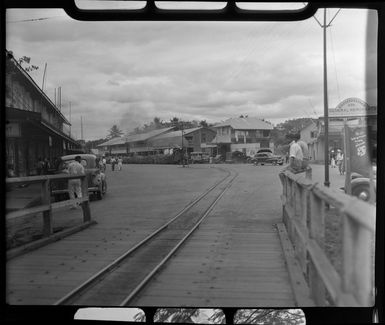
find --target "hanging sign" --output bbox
[347,126,371,178]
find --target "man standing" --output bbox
[117,156,123,171]
[68,156,85,209]
[288,134,304,173]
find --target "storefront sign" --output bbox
[6,123,21,137]
[347,126,371,178]
[330,98,377,117]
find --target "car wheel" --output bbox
[352,184,370,201]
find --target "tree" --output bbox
[134,308,305,324]
[18,56,39,72]
[107,124,124,139]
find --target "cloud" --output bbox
[6,8,376,140]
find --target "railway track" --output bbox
[54,167,238,306]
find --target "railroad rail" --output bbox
[54,168,238,306]
[279,170,375,306]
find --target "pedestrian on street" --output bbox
[43,157,50,174]
[117,156,123,171]
[102,156,107,172]
[111,157,116,171]
[336,150,344,175]
[37,157,45,175]
[67,155,85,209]
[331,157,336,168]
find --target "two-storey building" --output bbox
[5,50,82,176]
[211,117,274,157]
[149,127,216,154]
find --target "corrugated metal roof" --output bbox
[97,127,175,147]
[125,127,175,142]
[153,127,202,140]
[98,136,125,146]
[214,117,273,130]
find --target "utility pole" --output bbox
[69,101,72,137]
[312,8,341,187]
[42,63,47,92]
[80,116,83,142]
[323,9,330,187]
[181,121,185,167]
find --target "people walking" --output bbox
[117,156,123,171]
[331,156,336,168]
[336,150,344,175]
[111,157,116,171]
[102,156,107,172]
[67,155,85,209]
[37,157,45,175]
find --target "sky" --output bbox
[5,3,377,141]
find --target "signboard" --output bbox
[329,98,377,117]
[6,123,21,137]
[346,126,371,178]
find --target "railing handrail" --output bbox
[6,173,91,242]
[279,170,375,306]
[6,173,86,184]
[283,170,375,231]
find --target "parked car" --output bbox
[231,151,249,163]
[190,152,210,164]
[341,165,376,202]
[213,154,224,163]
[51,154,107,201]
[251,152,284,165]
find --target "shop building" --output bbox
[149,127,216,154]
[305,98,377,162]
[211,117,274,158]
[5,50,82,176]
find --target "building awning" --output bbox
[39,120,79,145]
[6,106,79,146]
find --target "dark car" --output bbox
[251,152,284,165]
[340,165,376,202]
[51,154,107,201]
[231,151,249,163]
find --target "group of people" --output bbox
[36,157,57,175]
[331,149,345,175]
[97,156,123,172]
[110,156,123,171]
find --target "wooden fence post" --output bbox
[41,177,53,237]
[80,175,91,223]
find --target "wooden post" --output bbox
[41,177,53,237]
[80,175,91,222]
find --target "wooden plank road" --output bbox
[6,164,313,307]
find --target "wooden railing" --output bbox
[279,170,375,306]
[6,174,91,238]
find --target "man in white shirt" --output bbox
[289,136,303,173]
[68,156,85,209]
